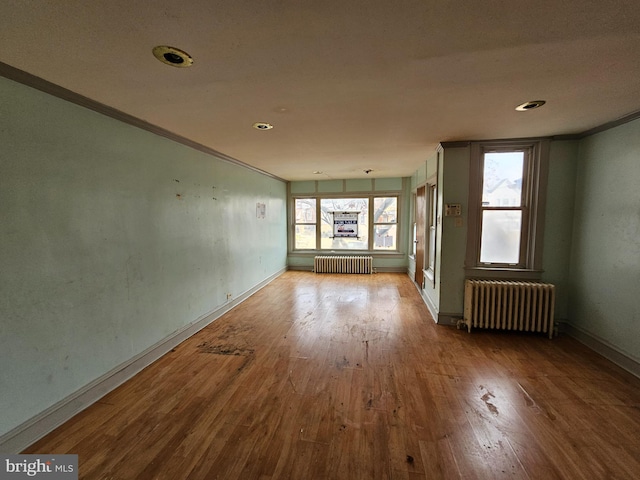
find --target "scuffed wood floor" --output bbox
[26,272,640,479]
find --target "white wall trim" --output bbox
[286,266,407,274]
[0,268,286,454]
[562,322,640,379]
[0,62,286,183]
[436,313,462,326]
[408,273,439,323]
[287,265,314,272]
[374,267,407,273]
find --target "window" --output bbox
[292,195,400,251]
[320,198,368,250]
[427,184,437,276]
[294,198,316,250]
[480,151,525,264]
[373,197,397,250]
[411,192,417,258]
[466,140,549,277]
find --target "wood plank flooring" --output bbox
[25,272,640,479]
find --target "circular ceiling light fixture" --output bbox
[252,122,274,130]
[515,100,546,111]
[152,46,194,67]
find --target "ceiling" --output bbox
[2,1,640,181]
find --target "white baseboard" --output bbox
[374,267,407,273]
[407,273,440,323]
[0,268,286,454]
[286,266,407,274]
[286,265,313,272]
[436,313,463,326]
[562,322,640,379]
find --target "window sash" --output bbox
[465,139,549,277]
[477,148,530,267]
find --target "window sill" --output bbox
[464,267,543,281]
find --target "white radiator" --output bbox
[314,256,373,274]
[463,280,556,338]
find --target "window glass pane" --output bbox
[374,225,396,250]
[294,225,316,249]
[480,210,522,264]
[320,198,368,250]
[482,152,524,207]
[373,197,397,223]
[295,198,316,223]
[320,223,368,249]
[412,223,416,256]
[429,226,436,270]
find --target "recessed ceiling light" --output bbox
[252,122,274,130]
[515,100,546,111]
[364,169,373,174]
[152,46,194,67]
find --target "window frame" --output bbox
[426,183,437,282]
[320,197,370,251]
[372,196,398,250]
[292,194,401,253]
[292,198,318,250]
[465,139,549,279]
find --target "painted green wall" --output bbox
[418,151,444,314]
[414,140,578,322]
[0,76,287,436]
[437,147,470,316]
[541,140,579,319]
[570,119,640,362]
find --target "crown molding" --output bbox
[0,62,286,183]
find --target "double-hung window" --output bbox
[466,140,549,277]
[294,198,316,250]
[293,195,400,251]
[373,197,397,250]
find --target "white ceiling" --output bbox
[2,1,640,181]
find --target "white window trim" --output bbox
[425,183,437,285]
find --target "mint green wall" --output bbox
[437,147,470,315]
[541,140,579,319]
[420,150,443,312]
[410,160,428,191]
[570,119,640,362]
[413,140,578,322]
[410,150,439,314]
[0,76,287,436]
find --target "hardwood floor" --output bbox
[25,272,640,479]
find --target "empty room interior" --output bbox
[1,1,640,478]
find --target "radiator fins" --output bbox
[314,256,373,274]
[463,280,556,339]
